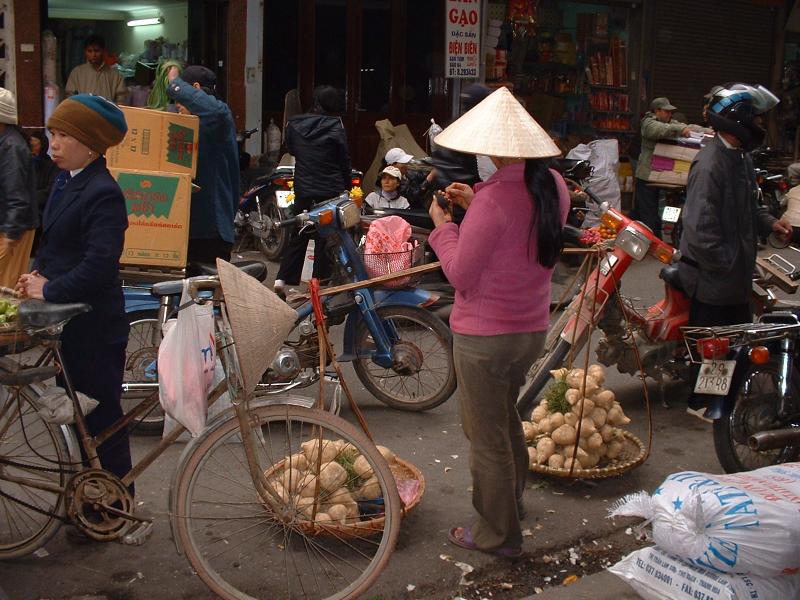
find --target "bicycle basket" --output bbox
[359,243,426,288]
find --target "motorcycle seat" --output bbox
[659,264,686,294]
[189,260,267,282]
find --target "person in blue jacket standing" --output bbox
[167,65,239,268]
[16,95,133,498]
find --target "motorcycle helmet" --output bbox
[706,83,779,151]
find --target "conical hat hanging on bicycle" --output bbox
[216,259,297,394]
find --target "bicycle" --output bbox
[0,275,401,600]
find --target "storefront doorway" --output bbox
[264,0,451,172]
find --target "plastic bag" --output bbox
[609,546,800,600]
[566,139,621,227]
[609,463,800,577]
[363,216,416,287]
[36,386,98,425]
[163,358,233,442]
[157,280,216,437]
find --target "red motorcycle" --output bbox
[517,203,689,416]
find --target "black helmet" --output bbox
[706,83,779,151]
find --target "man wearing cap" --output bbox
[384,147,430,209]
[167,65,239,268]
[633,97,692,238]
[65,34,128,105]
[0,87,38,288]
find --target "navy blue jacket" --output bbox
[286,113,351,202]
[167,77,239,243]
[35,157,129,347]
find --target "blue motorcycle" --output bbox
[122,192,455,433]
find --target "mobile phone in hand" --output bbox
[434,191,450,211]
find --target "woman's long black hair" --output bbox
[524,158,563,268]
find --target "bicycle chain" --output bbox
[0,486,68,522]
[0,456,78,474]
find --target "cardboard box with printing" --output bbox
[111,168,191,269]
[648,141,701,186]
[107,106,199,177]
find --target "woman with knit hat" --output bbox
[427,87,569,558]
[0,87,38,287]
[16,95,137,508]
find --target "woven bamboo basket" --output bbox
[265,456,424,539]
[528,430,647,480]
[0,292,33,355]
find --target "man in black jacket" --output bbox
[274,86,351,297]
[679,83,791,327]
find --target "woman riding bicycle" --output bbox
[16,95,133,497]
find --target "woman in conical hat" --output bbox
[428,87,569,558]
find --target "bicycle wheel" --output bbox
[713,361,800,473]
[173,404,401,600]
[123,312,164,434]
[0,384,71,559]
[352,306,455,411]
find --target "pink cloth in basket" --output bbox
[364,216,415,286]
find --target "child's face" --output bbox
[381,174,400,192]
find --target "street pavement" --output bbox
[3,242,794,600]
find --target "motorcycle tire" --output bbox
[516,337,573,419]
[353,306,456,412]
[713,360,800,473]
[255,194,289,262]
[123,311,164,435]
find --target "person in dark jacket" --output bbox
[16,95,135,505]
[0,87,38,287]
[28,131,60,255]
[274,86,351,297]
[679,83,791,327]
[167,65,239,268]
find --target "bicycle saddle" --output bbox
[18,299,91,329]
[187,260,267,282]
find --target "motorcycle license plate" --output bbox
[276,190,294,208]
[693,360,736,396]
[662,206,682,223]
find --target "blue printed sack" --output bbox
[609,463,800,577]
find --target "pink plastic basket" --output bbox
[360,243,425,288]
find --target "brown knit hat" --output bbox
[47,94,127,154]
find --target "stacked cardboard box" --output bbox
[107,107,200,269]
[647,141,701,186]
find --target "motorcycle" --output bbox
[516,201,689,418]
[235,157,364,262]
[752,147,789,220]
[264,192,456,412]
[681,312,800,473]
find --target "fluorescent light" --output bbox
[127,17,163,27]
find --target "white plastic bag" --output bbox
[157,281,216,437]
[163,358,233,442]
[609,546,800,600]
[566,139,621,227]
[610,463,800,577]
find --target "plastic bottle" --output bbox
[425,119,443,154]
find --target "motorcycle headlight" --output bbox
[615,225,650,261]
[337,198,361,229]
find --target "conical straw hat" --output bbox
[216,259,297,395]
[434,87,560,159]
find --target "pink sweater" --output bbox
[428,163,570,336]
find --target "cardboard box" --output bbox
[107,107,199,177]
[648,170,688,186]
[111,168,191,268]
[652,141,700,163]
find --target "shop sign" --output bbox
[445,0,481,78]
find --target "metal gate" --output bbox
[649,0,778,123]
